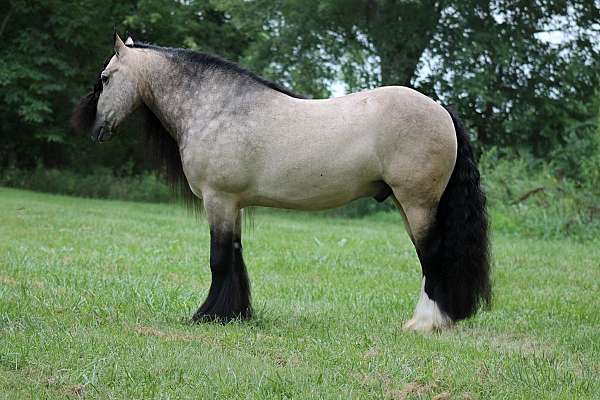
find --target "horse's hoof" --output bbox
[191,308,252,324]
[403,317,452,333]
[190,312,221,324]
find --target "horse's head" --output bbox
[71,34,141,142]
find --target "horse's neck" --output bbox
[139,68,200,142]
[139,60,264,145]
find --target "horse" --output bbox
[71,34,491,333]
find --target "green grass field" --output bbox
[1,188,599,399]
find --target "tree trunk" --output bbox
[0,2,15,38]
[366,0,444,87]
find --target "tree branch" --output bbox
[0,1,15,38]
[513,187,545,204]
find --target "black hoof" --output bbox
[191,273,252,324]
[191,306,252,324]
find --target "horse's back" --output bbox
[287,85,455,151]
[285,85,457,178]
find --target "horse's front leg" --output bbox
[192,194,252,322]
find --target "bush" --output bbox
[480,148,600,241]
[321,197,395,218]
[0,166,173,203]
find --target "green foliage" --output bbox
[424,2,600,157]
[0,0,251,170]
[0,0,133,167]
[221,1,600,160]
[575,111,600,189]
[123,0,252,61]
[3,144,600,241]
[320,197,395,218]
[1,0,598,232]
[0,166,172,203]
[480,148,600,241]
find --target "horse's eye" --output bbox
[101,74,109,85]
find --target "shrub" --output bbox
[479,148,600,241]
[0,166,173,204]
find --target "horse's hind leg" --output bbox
[388,108,491,332]
[391,195,452,332]
[192,194,251,322]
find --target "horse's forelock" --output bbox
[70,91,100,134]
[71,56,112,135]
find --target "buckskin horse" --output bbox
[72,34,490,332]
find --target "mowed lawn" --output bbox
[0,188,599,399]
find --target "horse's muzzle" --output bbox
[91,125,112,143]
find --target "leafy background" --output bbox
[1,0,599,238]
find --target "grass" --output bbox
[1,187,599,399]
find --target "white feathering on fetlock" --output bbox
[404,278,453,333]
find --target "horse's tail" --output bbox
[420,106,491,321]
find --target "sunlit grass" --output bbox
[1,188,599,399]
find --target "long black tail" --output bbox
[419,107,491,321]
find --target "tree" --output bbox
[2,0,598,173]
[0,0,251,170]
[423,1,600,155]
[123,0,253,61]
[220,0,600,158]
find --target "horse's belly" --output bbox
[242,162,383,210]
[241,119,384,209]
[243,183,380,210]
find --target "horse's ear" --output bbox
[125,36,134,46]
[114,33,126,57]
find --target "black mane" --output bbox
[129,42,307,99]
[139,103,203,215]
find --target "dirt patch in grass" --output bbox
[273,354,301,368]
[132,324,223,347]
[458,328,553,356]
[65,384,86,398]
[0,275,17,285]
[353,373,444,400]
[386,380,438,400]
[364,346,380,358]
[0,275,44,289]
[489,333,550,355]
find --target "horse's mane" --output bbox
[72,41,307,216]
[129,42,307,99]
[70,56,111,135]
[139,104,203,215]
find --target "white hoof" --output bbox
[404,278,453,333]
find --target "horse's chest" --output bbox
[180,144,253,196]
